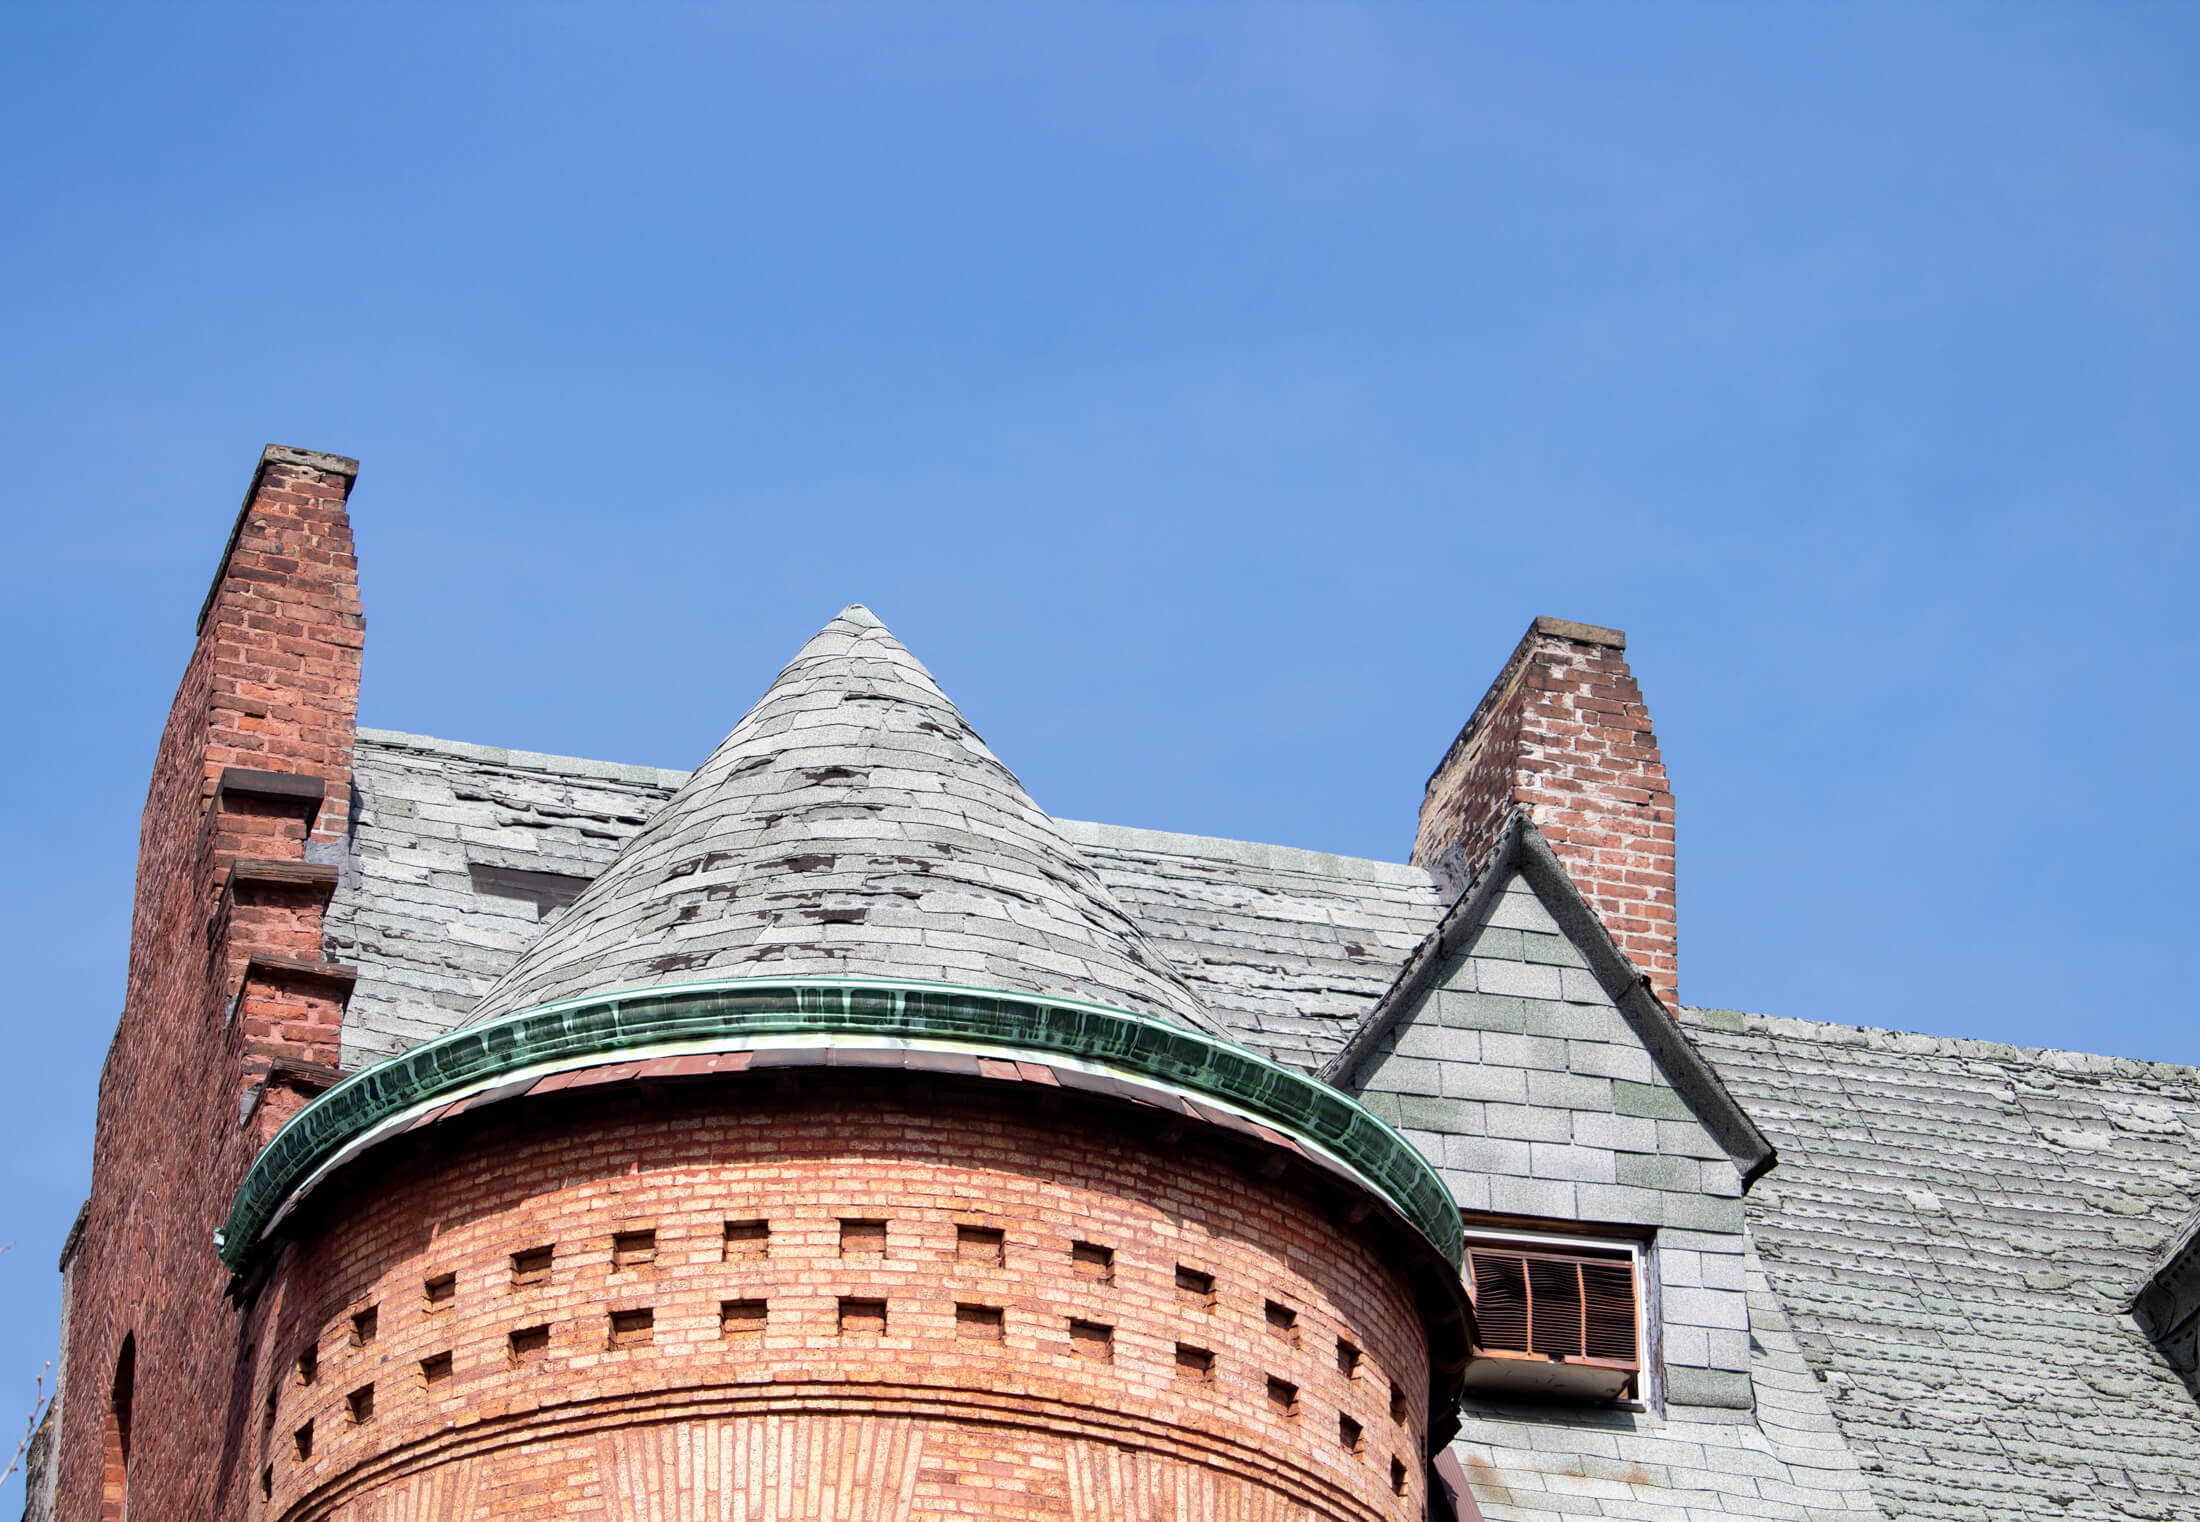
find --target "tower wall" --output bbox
[249,1077,1434,1521]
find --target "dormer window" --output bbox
[1461,1231,1643,1401]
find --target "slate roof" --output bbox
[464,606,1222,1033]
[1058,818,1445,1071]
[1685,1007,2200,1522]
[328,757,1451,1072]
[316,626,2200,1520]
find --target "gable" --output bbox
[1345,868,1746,1234]
[1337,855,1766,1415]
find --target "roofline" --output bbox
[355,727,694,789]
[1057,817,1442,890]
[1685,1006,2200,1080]
[1321,814,1778,1189]
[221,976,1466,1275]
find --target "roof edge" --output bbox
[355,727,694,790]
[1323,813,1777,1189]
[222,976,1464,1275]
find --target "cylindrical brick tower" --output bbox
[221,608,1472,1521]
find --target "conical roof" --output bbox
[467,606,1221,1032]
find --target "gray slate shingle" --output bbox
[463,605,1220,1032]
[1687,1008,2200,1522]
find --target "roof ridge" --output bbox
[1683,1005,2200,1079]
[1057,818,1441,888]
[356,726,692,788]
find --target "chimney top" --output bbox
[1528,615,1625,650]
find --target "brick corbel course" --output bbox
[58,445,363,1522]
[1412,616,1680,1007]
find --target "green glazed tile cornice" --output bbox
[219,977,1463,1274]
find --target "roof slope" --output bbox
[1688,1008,2200,1522]
[466,606,1220,1031]
[325,730,686,1069]
[1059,818,1446,1072]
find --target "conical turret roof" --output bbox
[467,606,1221,1032]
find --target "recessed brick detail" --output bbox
[1414,615,1680,1005]
[244,1077,1429,1520]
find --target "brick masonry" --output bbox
[250,1076,1433,1521]
[1412,618,1679,1008]
[56,447,364,1522]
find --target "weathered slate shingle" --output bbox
[464,605,1221,1032]
[1687,1008,2200,1522]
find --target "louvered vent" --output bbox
[1464,1244,1640,1401]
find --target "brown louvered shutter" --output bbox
[1469,1251,1529,1351]
[1526,1257,1585,1356]
[1468,1246,1638,1369]
[1581,1259,1638,1362]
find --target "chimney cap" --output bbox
[258,443,360,478]
[1530,616,1626,650]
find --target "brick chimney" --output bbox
[58,445,364,1522]
[1412,617,1678,1006]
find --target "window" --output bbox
[1462,1231,1643,1401]
[724,1219,768,1259]
[1265,1376,1298,1416]
[350,1307,377,1347]
[421,1352,453,1389]
[424,1273,456,1312]
[346,1385,375,1425]
[721,1300,767,1337]
[511,1245,554,1286]
[1174,1343,1214,1381]
[840,1220,887,1256]
[1071,1241,1114,1282]
[1263,1300,1298,1344]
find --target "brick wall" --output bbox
[56,446,364,1522]
[1412,617,1678,1007]
[250,1075,1433,1521]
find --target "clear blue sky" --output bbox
[2,3,2195,1494]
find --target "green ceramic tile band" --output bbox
[218,977,1463,1274]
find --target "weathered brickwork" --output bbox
[249,1078,1433,1521]
[57,446,364,1522]
[1412,618,1678,1007]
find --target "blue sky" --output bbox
[2,2,2196,1496]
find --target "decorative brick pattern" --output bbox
[250,1078,1431,1520]
[1412,617,1679,1007]
[56,446,363,1522]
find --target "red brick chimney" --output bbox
[1412,617,1678,1006]
[60,445,364,1522]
